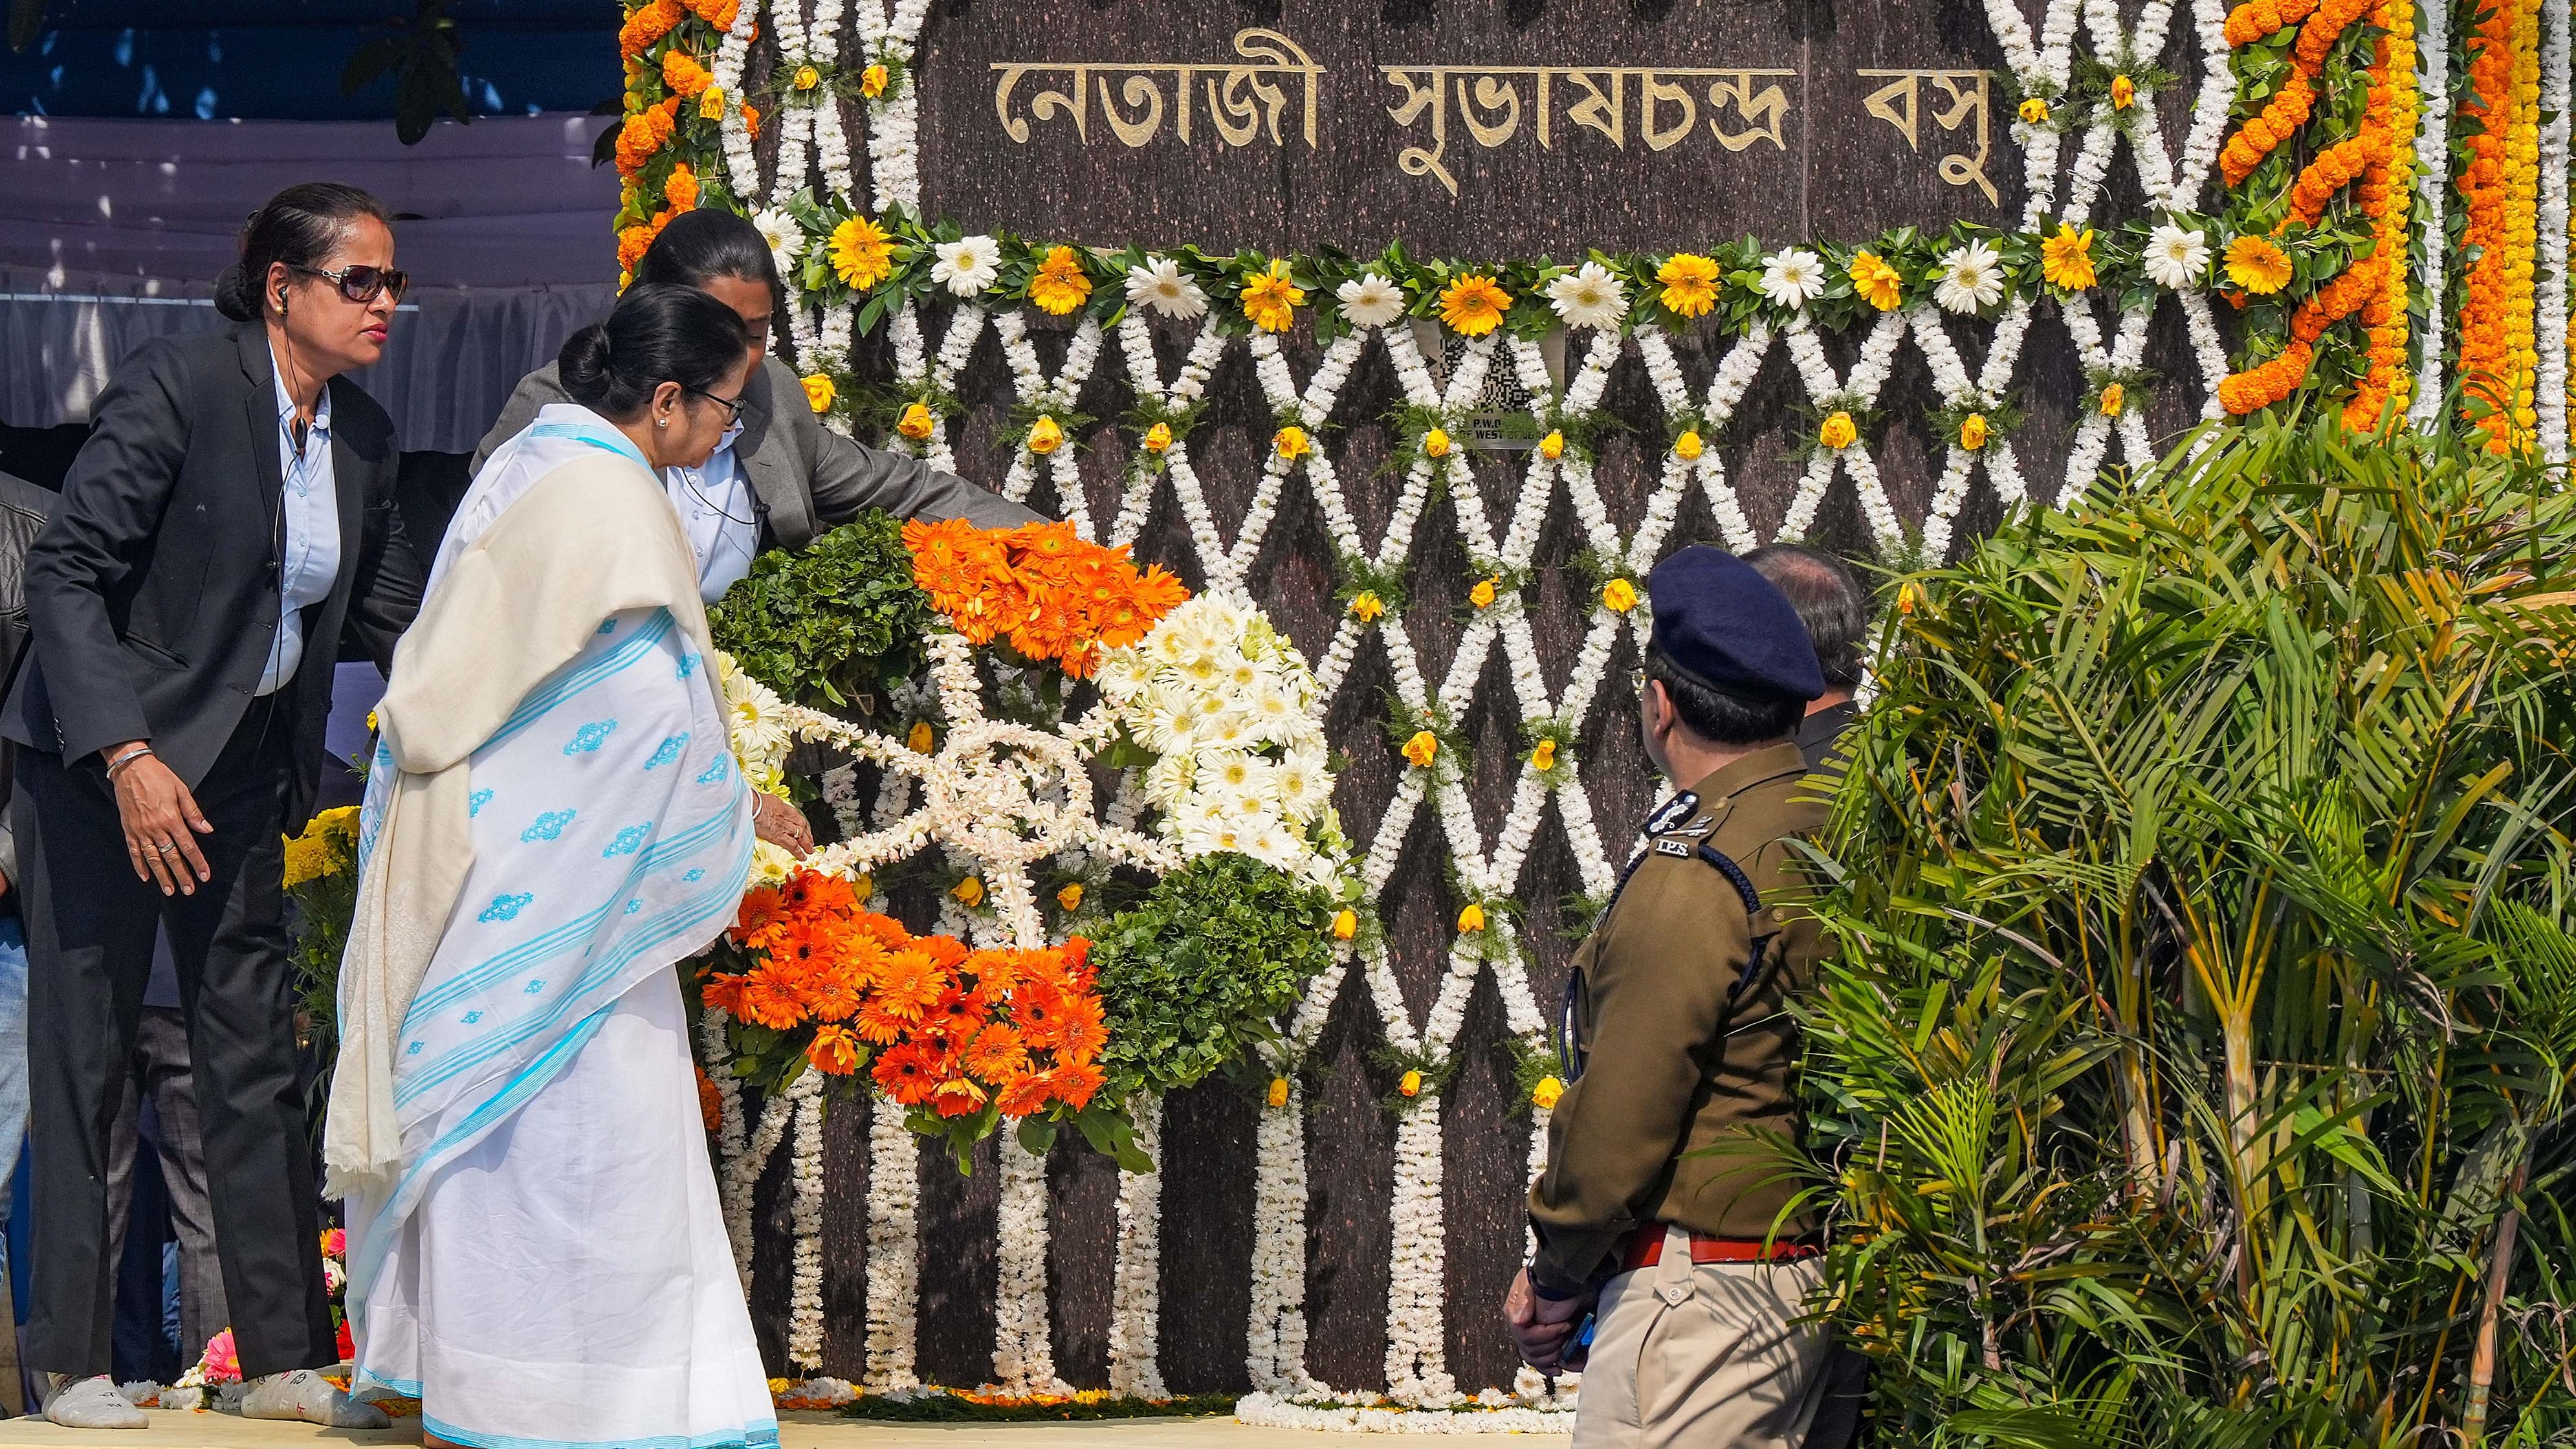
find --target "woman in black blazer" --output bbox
[1,183,422,1429]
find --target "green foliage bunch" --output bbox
[1091,853,1338,1102]
[708,511,933,709]
[1798,410,2576,1448]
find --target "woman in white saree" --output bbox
[329,285,812,1449]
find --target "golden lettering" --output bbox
[1562,69,1624,148]
[989,29,1319,151]
[1100,71,1171,148]
[1707,71,1792,151]
[1382,67,1457,195]
[1460,73,1521,147]
[1856,68,1997,206]
[1860,71,1918,149]
[1639,70,1696,150]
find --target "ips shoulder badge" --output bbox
[1642,791,1701,836]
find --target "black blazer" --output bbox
[2,323,424,828]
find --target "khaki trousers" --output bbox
[1572,1228,1830,1449]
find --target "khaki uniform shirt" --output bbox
[1527,742,1829,1292]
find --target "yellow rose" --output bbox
[800,373,836,414]
[859,63,888,99]
[1674,429,1704,461]
[1422,428,1452,459]
[897,402,936,441]
[1142,421,1173,453]
[2098,383,2126,417]
[1457,902,1486,933]
[907,720,936,753]
[1057,883,1084,911]
[1539,430,1565,459]
[952,876,985,907]
[1332,908,1359,940]
[1532,1076,1565,1110]
[1959,413,1989,451]
[793,64,820,90]
[1399,1069,1424,1098]
[1469,576,1498,610]
[2019,96,2050,124]
[699,86,725,121]
[1528,738,1558,772]
[1401,730,1438,768]
[1267,1076,1292,1108]
[2110,74,2136,109]
[1026,415,1064,454]
[1274,425,1310,461]
[1897,581,1922,615]
[366,709,380,734]
[1601,578,1639,613]
[1349,591,1386,623]
[1819,410,1858,450]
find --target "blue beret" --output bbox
[1644,546,1825,703]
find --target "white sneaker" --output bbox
[41,1374,148,1428]
[239,1368,392,1428]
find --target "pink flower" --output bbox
[321,1228,347,1259]
[201,1328,241,1384]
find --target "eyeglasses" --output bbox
[688,387,747,426]
[289,263,409,305]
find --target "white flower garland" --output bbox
[2536,0,2573,459]
[992,1132,1070,1395]
[788,1072,828,1369]
[2411,0,2455,429]
[1106,1094,1169,1400]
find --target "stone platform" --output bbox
[0,1411,1546,1448]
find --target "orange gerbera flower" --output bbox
[916,935,971,975]
[700,971,751,1017]
[872,948,947,1023]
[733,969,807,1030]
[803,966,864,1024]
[806,1024,861,1076]
[996,1072,1056,1118]
[872,1041,946,1105]
[1016,983,1073,1051]
[927,986,992,1044]
[1044,1060,1106,1111]
[930,1076,989,1118]
[732,885,789,947]
[963,1022,1030,1082]
[854,998,910,1046]
[1050,993,1108,1065]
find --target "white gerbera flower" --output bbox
[1757,248,1828,309]
[1124,256,1207,319]
[1336,271,1407,328]
[751,208,805,274]
[2142,223,2210,290]
[1272,753,1326,821]
[1545,260,1627,329]
[930,234,1001,298]
[1933,240,2007,314]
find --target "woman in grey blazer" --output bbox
[471,210,1039,604]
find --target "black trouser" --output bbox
[107,1004,231,1366]
[14,698,334,1379]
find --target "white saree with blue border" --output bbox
[338,407,773,1448]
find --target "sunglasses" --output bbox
[688,387,747,427]
[289,262,409,305]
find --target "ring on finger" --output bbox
[153,841,177,856]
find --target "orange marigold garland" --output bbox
[613,0,758,275]
[2456,0,2545,448]
[2342,0,2418,427]
[901,519,1189,679]
[703,870,1111,1136]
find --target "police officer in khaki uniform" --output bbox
[1504,545,1833,1448]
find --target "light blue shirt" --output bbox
[665,422,757,606]
[257,349,343,696]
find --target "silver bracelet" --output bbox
[105,746,154,779]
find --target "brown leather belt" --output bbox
[1621,1221,1819,1272]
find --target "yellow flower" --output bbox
[907,720,936,753]
[1029,245,1092,315]
[769,1378,791,1396]
[1268,1076,1292,1108]
[1026,415,1064,455]
[2110,74,2136,109]
[2098,382,2126,418]
[1848,250,1904,311]
[1959,412,1989,451]
[1657,252,1722,318]
[1398,1069,1424,1098]
[859,63,888,99]
[2019,96,2051,124]
[1897,581,1921,615]
[1349,591,1386,623]
[1438,274,1511,336]
[2041,225,2097,291]
[1531,1076,1564,1110]
[1401,730,1438,768]
[1332,908,1359,940]
[1539,430,1565,459]
[1469,577,1498,610]
[699,85,725,121]
[1239,260,1305,333]
[793,64,820,91]
[1528,738,1558,771]
[1274,425,1311,461]
[1458,903,1487,933]
[952,876,985,907]
[897,401,936,441]
[1057,883,1084,911]
[800,373,836,414]
[1142,421,1173,453]
[365,709,380,734]
[1601,578,1638,613]
[1819,410,1858,450]
[2224,234,2293,294]
[1422,428,1452,459]
[1673,429,1703,461]
[828,215,894,290]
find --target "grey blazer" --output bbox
[470,352,1039,550]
